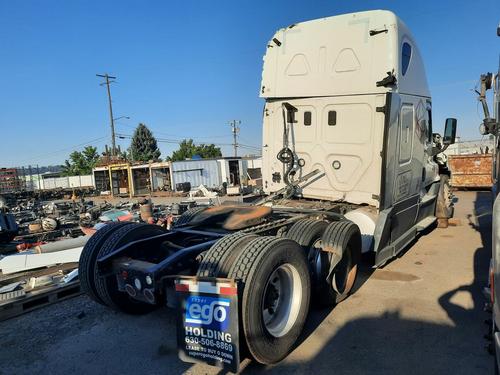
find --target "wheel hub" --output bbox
[261,263,302,338]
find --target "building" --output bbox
[91,156,262,197]
[170,157,262,192]
[0,168,24,193]
[92,161,170,197]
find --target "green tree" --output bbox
[129,123,161,162]
[61,146,100,176]
[169,139,222,161]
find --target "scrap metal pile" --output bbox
[0,194,206,320]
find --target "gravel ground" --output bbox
[0,191,493,374]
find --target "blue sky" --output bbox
[0,0,499,167]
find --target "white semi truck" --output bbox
[79,10,457,369]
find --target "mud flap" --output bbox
[175,277,240,373]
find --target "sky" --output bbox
[0,0,499,167]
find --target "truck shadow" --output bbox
[293,252,375,347]
[241,310,490,375]
[438,191,491,329]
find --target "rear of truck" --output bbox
[260,10,450,262]
[78,10,455,371]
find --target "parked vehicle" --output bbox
[79,10,457,368]
[481,22,500,373]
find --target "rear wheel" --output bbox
[285,218,328,247]
[228,237,310,364]
[286,219,329,305]
[197,233,257,277]
[94,223,167,314]
[319,221,362,306]
[79,222,133,304]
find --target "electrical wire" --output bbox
[116,122,231,139]
[8,136,108,165]
[116,133,261,151]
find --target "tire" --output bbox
[79,222,133,304]
[436,175,453,228]
[319,220,361,306]
[197,233,257,277]
[94,223,168,314]
[228,236,310,364]
[175,206,206,227]
[285,219,330,305]
[285,218,328,247]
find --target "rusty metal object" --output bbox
[448,154,493,189]
[16,242,45,252]
[190,205,272,230]
[200,205,235,215]
[223,206,272,230]
[190,205,235,224]
[333,263,357,296]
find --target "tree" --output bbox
[61,146,100,176]
[129,123,161,162]
[169,139,222,161]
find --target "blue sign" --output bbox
[185,295,231,331]
[176,278,239,373]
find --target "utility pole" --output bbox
[229,120,241,157]
[96,73,117,157]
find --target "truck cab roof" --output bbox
[260,10,430,99]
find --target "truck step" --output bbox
[416,216,436,231]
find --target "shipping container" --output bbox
[449,154,493,189]
[170,159,221,190]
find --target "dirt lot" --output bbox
[0,191,493,374]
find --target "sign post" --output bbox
[175,276,239,373]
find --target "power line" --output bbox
[115,122,232,139]
[116,133,260,151]
[8,136,108,165]
[239,144,261,150]
[118,122,227,138]
[239,137,261,148]
[96,73,117,156]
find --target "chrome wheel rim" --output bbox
[262,263,302,338]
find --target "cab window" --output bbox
[399,104,414,163]
[402,42,412,76]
